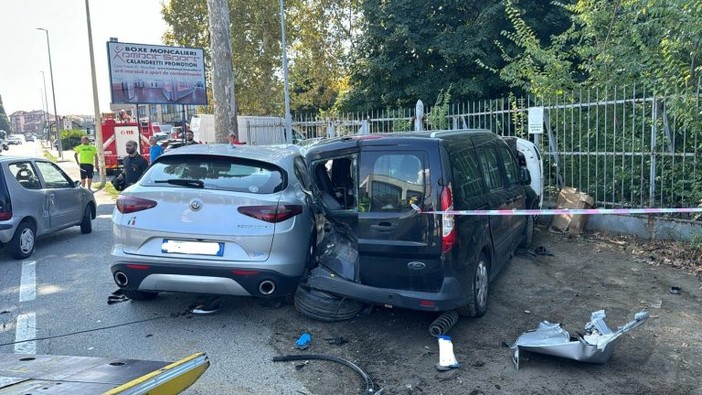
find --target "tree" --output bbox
[499,0,702,102]
[207,0,237,141]
[287,0,360,114]
[163,0,283,115]
[339,0,570,112]
[0,95,11,133]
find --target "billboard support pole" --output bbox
[135,103,141,146]
[182,105,187,142]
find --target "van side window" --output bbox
[499,146,520,186]
[358,152,426,212]
[477,147,504,191]
[451,150,483,200]
[312,156,357,210]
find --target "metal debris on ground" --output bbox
[511,309,649,369]
[107,289,129,305]
[429,310,459,337]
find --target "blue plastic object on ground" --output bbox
[296,332,312,350]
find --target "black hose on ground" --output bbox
[273,354,376,394]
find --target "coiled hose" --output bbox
[428,310,459,337]
[273,354,376,394]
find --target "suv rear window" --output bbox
[141,155,286,194]
[358,152,427,212]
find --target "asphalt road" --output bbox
[0,141,310,394]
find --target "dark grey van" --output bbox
[297,130,537,320]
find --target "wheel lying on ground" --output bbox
[294,285,364,322]
[80,204,93,234]
[456,252,490,318]
[9,221,36,260]
[122,289,158,301]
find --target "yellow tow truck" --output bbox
[0,352,208,394]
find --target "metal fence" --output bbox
[293,86,702,214]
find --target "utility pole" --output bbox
[40,71,49,138]
[280,0,292,144]
[207,0,237,142]
[36,27,62,159]
[84,0,106,188]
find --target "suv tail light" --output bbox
[116,196,158,213]
[238,205,302,223]
[441,184,456,253]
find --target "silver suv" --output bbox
[0,156,96,259]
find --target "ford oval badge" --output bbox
[407,261,426,270]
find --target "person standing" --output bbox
[74,136,99,189]
[184,130,199,145]
[114,140,149,189]
[148,136,163,163]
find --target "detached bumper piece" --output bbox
[511,310,649,369]
[0,352,209,394]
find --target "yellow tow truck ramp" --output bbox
[0,352,209,395]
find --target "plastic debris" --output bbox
[296,332,312,350]
[511,309,649,369]
[436,335,460,371]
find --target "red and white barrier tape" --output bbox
[410,204,702,216]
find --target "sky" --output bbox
[0,0,169,116]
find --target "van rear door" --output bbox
[355,148,443,292]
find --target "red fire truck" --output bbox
[101,117,154,174]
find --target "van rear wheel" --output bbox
[457,253,489,317]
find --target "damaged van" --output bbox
[296,130,538,321]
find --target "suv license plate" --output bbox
[162,240,224,256]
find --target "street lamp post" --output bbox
[40,71,49,139]
[36,27,62,159]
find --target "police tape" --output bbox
[410,204,702,216]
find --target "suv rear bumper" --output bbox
[304,266,467,312]
[111,262,302,298]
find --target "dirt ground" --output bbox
[269,225,702,395]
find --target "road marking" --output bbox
[14,313,36,354]
[19,260,36,302]
[16,260,37,354]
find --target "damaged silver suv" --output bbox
[296,130,537,320]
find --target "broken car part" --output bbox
[429,310,459,337]
[436,335,461,371]
[510,310,649,369]
[273,354,377,394]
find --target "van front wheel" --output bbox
[456,253,489,318]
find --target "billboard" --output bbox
[107,41,207,105]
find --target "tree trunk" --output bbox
[207,0,238,142]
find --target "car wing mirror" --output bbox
[520,167,532,185]
[74,180,81,188]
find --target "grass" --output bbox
[42,150,58,163]
[103,181,120,200]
